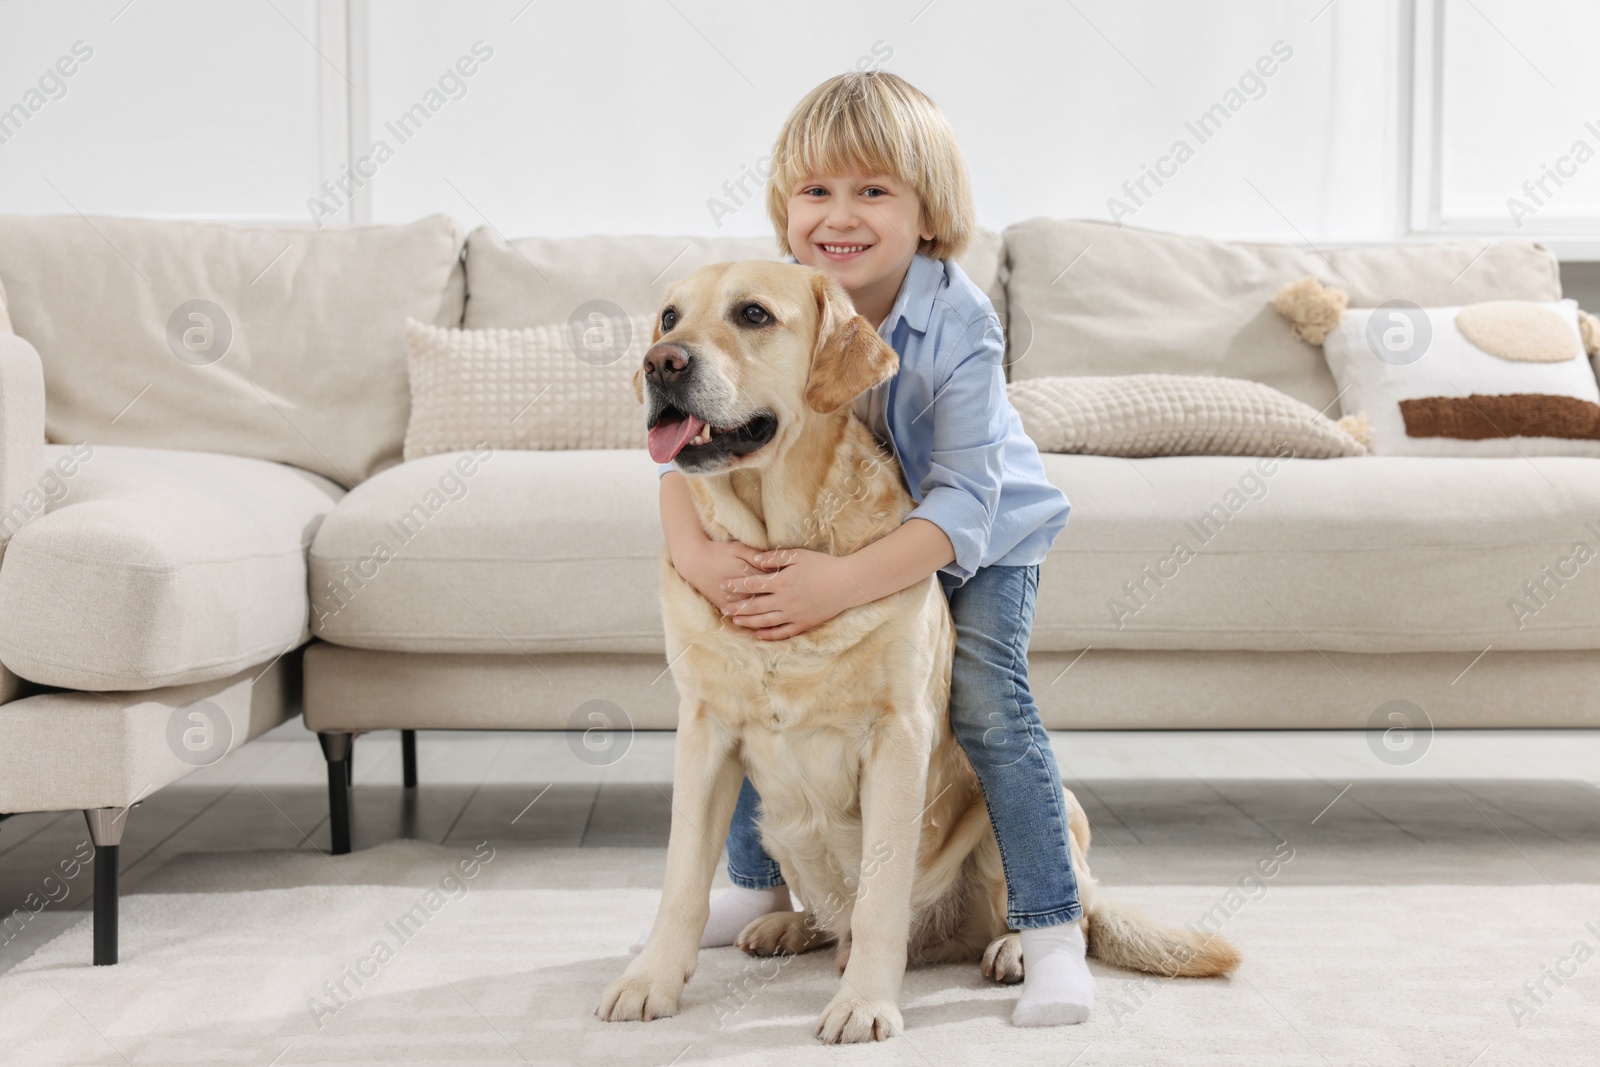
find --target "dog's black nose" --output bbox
[643,342,691,386]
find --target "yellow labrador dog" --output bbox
[597,261,1240,1043]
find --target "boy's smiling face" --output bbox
[786,169,934,326]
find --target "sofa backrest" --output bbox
[462,225,1008,336]
[1002,218,1564,411]
[0,214,465,488]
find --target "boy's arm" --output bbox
[747,315,1006,609]
[714,309,1014,638]
[897,312,1008,585]
[726,302,1018,641]
[659,469,709,571]
[834,517,955,605]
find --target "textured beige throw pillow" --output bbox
[403,316,652,461]
[0,277,11,334]
[1008,374,1368,458]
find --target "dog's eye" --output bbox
[660,308,677,333]
[741,303,771,326]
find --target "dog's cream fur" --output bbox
[597,261,1240,1043]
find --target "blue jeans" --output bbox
[723,563,1083,929]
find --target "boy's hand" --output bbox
[674,538,767,613]
[718,548,861,641]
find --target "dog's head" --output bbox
[634,261,898,474]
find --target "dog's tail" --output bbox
[1083,894,1241,978]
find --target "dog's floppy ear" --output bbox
[632,307,666,406]
[804,271,899,415]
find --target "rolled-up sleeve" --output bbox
[905,315,1007,585]
[658,459,675,479]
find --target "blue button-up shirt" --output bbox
[657,252,1071,588]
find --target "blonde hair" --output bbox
[765,71,975,262]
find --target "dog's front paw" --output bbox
[596,970,685,1023]
[816,993,903,1043]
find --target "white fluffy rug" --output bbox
[1,840,1595,1066]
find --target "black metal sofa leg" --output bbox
[84,807,127,966]
[319,732,354,855]
[402,729,418,789]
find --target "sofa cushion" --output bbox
[0,661,20,707]
[0,331,46,548]
[461,226,1008,333]
[309,448,664,654]
[0,214,465,488]
[463,229,781,330]
[310,445,1600,659]
[0,445,344,691]
[1002,218,1564,411]
[1035,453,1600,654]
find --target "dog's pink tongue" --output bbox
[648,412,706,463]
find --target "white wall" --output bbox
[356,0,1401,243]
[0,0,329,220]
[0,0,1595,255]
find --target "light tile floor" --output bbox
[2,720,1597,975]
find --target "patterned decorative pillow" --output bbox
[1317,298,1600,457]
[402,314,651,461]
[1007,374,1368,458]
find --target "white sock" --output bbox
[629,884,793,953]
[1012,922,1096,1026]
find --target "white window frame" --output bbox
[1408,0,1600,258]
[313,0,367,226]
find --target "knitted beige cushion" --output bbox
[403,316,651,461]
[0,277,11,334]
[1008,374,1369,458]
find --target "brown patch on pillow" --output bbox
[1454,302,1578,363]
[1270,276,1348,345]
[1399,394,1600,440]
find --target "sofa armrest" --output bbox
[0,330,46,547]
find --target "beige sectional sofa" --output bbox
[0,213,1594,966]
[0,214,464,963]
